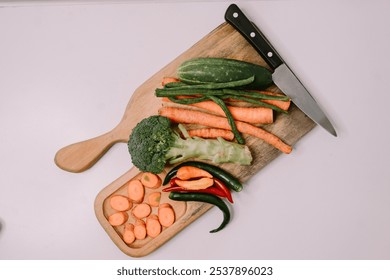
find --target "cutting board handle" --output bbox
[54,124,128,173]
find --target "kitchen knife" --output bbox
[225,4,337,137]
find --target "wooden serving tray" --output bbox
[94,168,213,257]
[91,22,316,257]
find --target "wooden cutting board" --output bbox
[69,22,315,257]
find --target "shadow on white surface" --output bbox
[0,218,4,236]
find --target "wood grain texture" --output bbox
[55,22,311,173]
[79,22,315,257]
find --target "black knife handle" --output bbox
[225,4,283,70]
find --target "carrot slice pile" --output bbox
[106,172,176,243]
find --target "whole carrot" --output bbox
[227,90,291,111]
[162,97,274,124]
[161,77,180,86]
[187,128,235,141]
[159,106,292,154]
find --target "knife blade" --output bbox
[225,4,337,137]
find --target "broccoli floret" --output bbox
[128,115,252,173]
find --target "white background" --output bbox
[0,0,389,260]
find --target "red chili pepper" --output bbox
[169,177,179,187]
[213,178,234,204]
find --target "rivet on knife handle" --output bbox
[224,4,283,70]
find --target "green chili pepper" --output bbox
[169,192,231,233]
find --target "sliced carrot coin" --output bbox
[109,195,132,211]
[123,223,135,245]
[108,212,128,226]
[128,179,145,203]
[141,172,162,189]
[146,214,161,238]
[134,219,147,240]
[158,204,175,227]
[131,203,151,219]
[148,192,161,207]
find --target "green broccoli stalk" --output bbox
[128,115,252,174]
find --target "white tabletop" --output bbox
[1,0,389,260]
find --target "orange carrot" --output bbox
[162,97,273,124]
[159,106,292,154]
[127,179,145,203]
[162,77,180,86]
[227,91,291,111]
[262,99,290,111]
[132,203,152,219]
[109,195,132,212]
[176,166,213,180]
[146,214,162,238]
[187,127,234,141]
[255,91,291,111]
[175,177,214,190]
[187,128,234,141]
[147,192,161,207]
[141,172,162,189]
[123,223,136,244]
[108,212,128,226]
[134,219,147,240]
[158,204,175,227]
